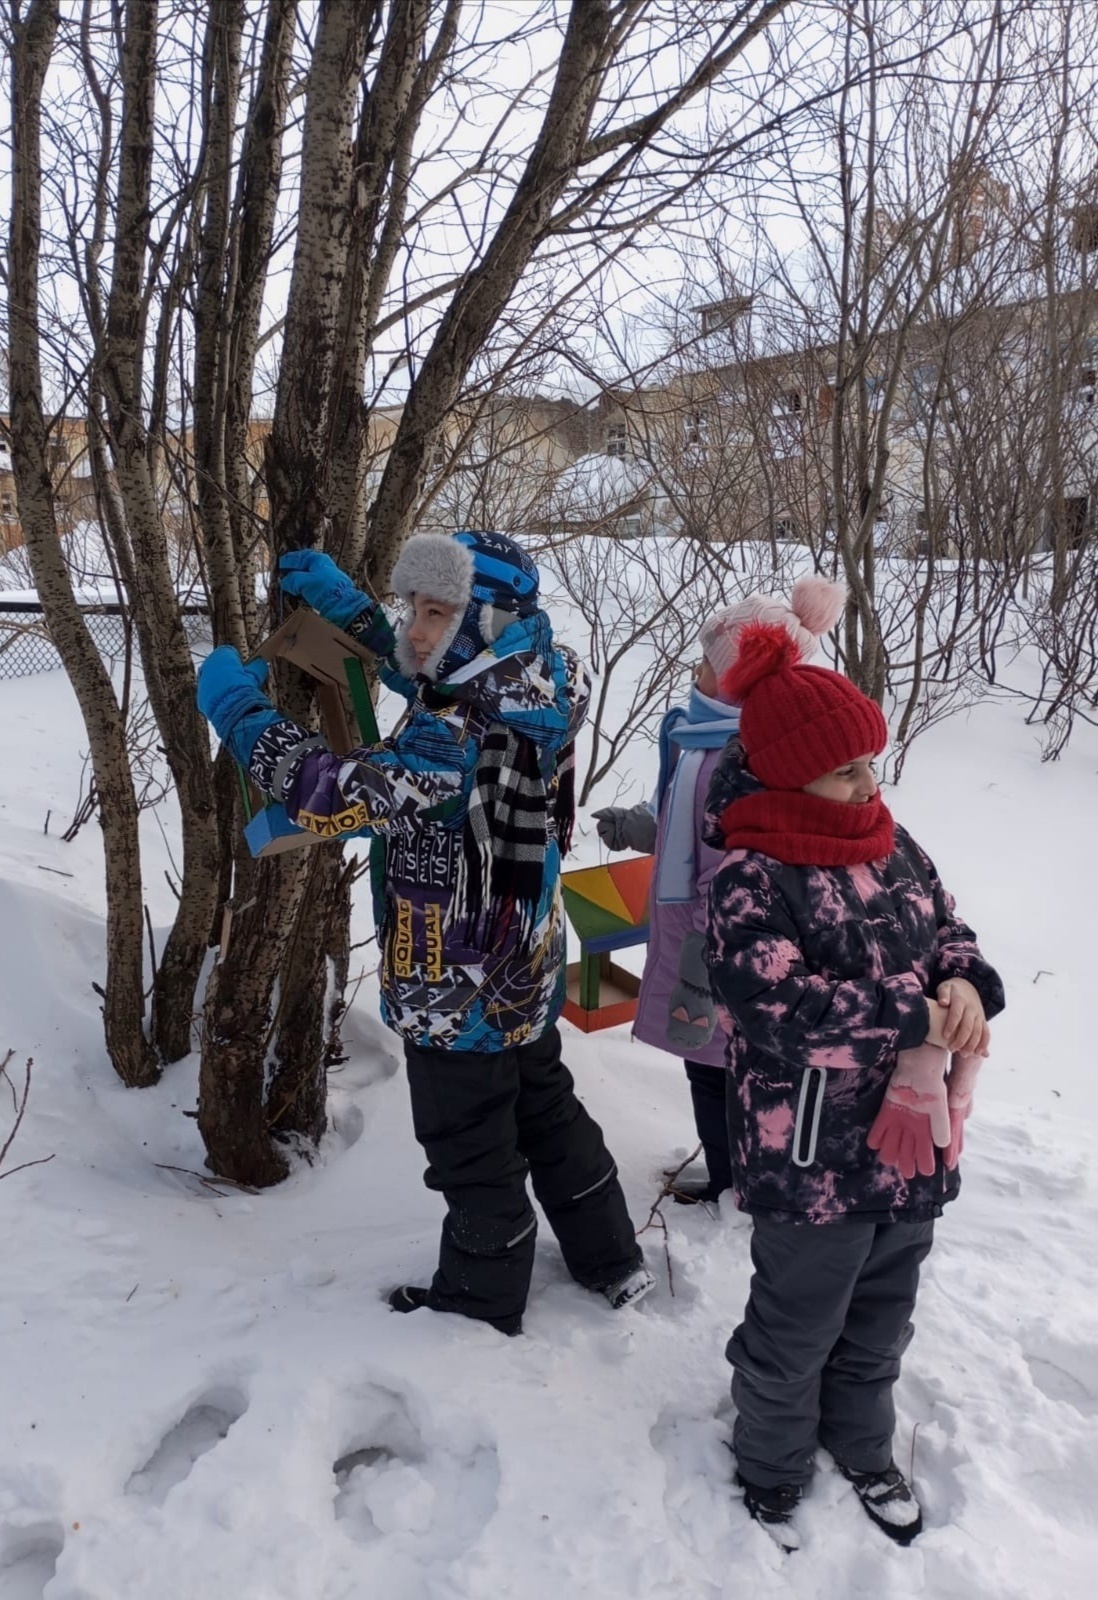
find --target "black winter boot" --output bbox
[386,1284,523,1337]
[836,1461,922,1543]
[736,1473,802,1552]
[388,1285,430,1314]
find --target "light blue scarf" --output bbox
[654,687,740,904]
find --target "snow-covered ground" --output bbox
[1,608,1096,1599]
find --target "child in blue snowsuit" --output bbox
[197,530,654,1335]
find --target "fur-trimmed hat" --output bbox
[390,529,539,680]
[699,574,846,691]
[723,623,888,790]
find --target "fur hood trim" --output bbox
[391,534,474,609]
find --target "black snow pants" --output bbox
[727,1213,934,1488]
[403,1024,642,1334]
[683,1059,734,1195]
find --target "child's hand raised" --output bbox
[935,978,989,1056]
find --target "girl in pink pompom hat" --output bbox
[699,574,848,688]
[592,573,846,1203]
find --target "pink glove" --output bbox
[867,1044,950,1180]
[942,1051,984,1170]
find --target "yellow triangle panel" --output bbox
[560,864,634,925]
[559,888,633,944]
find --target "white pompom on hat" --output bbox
[699,574,847,692]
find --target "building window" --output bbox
[1071,205,1098,254]
[429,442,447,471]
[619,512,642,538]
[1,493,13,516]
[683,411,707,447]
[606,422,628,458]
[697,295,751,337]
[781,390,802,414]
[769,415,802,460]
[910,363,939,420]
[1057,496,1089,550]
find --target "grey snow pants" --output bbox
[727,1213,934,1489]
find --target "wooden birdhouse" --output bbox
[559,855,654,1031]
[239,609,380,858]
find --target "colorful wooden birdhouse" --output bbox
[559,854,654,1031]
[239,609,380,859]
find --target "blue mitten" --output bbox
[196,647,282,766]
[278,550,372,632]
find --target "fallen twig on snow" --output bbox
[639,1143,708,1298]
[153,1161,260,1198]
[0,1051,56,1181]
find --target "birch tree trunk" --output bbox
[199,0,379,1181]
[193,0,249,654]
[98,0,221,1065]
[6,0,157,1085]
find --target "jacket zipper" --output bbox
[791,1067,827,1168]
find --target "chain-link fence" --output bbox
[0,601,210,680]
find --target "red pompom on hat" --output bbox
[721,622,888,791]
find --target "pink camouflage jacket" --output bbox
[704,750,1005,1223]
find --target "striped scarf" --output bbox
[455,728,575,956]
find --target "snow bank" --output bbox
[0,576,1095,1598]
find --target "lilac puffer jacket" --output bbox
[632,744,729,1066]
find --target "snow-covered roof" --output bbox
[548,452,653,518]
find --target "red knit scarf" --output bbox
[720,789,895,866]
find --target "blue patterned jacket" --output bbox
[247,606,589,1053]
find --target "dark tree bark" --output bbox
[224,0,299,649]
[6,0,157,1085]
[193,0,249,654]
[97,0,221,1065]
[199,0,380,1180]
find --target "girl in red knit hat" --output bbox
[705,623,1005,1552]
[592,575,847,1205]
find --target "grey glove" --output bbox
[592,802,657,854]
[666,931,717,1051]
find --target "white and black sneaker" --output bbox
[737,1473,803,1552]
[601,1263,656,1310]
[837,1460,922,1544]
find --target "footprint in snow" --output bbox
[333,1384,499,1560]
[0,1520,64,1600]
[1025,1340,1098,1416]
[124,1385,247,1506]
[647,1405,737,1586]
[328,1101,366,1151]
